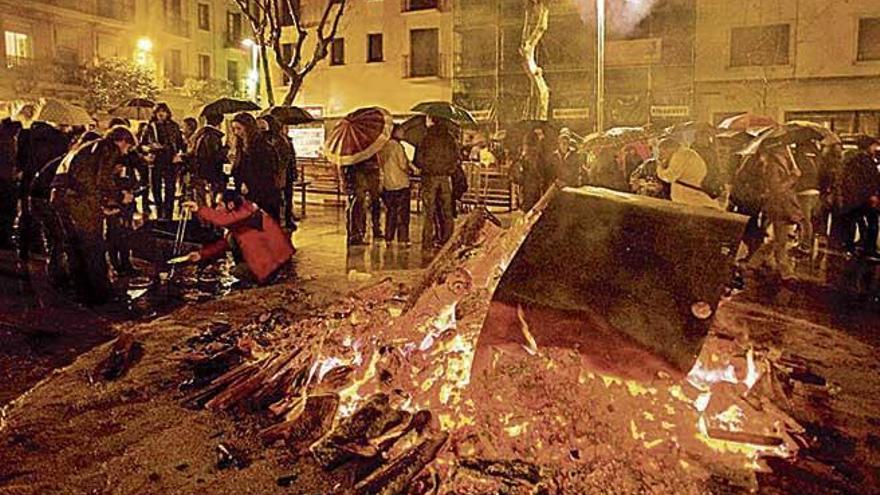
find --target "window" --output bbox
[165,49,183,86]
[198,54,211,79]
[330,38,345,66]
[729,24,790,67]
[409,28,440,77]
[857,18,880,61]
[227,12,243,44]
[367,33,383,63]
[198,3,210,31]
[227,60,240,92]
[164,0,182,18]
[4,31,33,67]
[403,0,439,12]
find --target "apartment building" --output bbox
[0,0,252,116]
[272,0,454,119]
[694,0,880,135]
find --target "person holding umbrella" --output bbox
[188,112,228,207]
[414,115,458,249]
[257,114,296,229]
[140,103,185,220]
[230,112,282,221]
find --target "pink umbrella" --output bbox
[324,107,393,166]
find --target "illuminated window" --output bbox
[4,31,33,67]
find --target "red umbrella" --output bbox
[324,107,393,166]
[717,113,778,132]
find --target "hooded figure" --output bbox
[184,191,294,284]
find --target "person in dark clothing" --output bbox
[517,128,553,212]
[414,117,458,249]
[0,118,21,249]
[230,112,281,220]
[346,155,383,245]
[793,141,822,253]
[53,126,136,305]
[16,121,70,259]
[105,165,138,275]
[589,146,629,193]
[836,137,880,255]
[258,115,297,229]
[140,103,185,220]
[189,113,227,206]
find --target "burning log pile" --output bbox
[175,190,808,493]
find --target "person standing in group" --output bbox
[414,116,458,250]
[792,141,822,255]
[230,112,281,221]
[189,113,227,206]
[182,117,198,148]
[16,118,70,260]
[656,138,722,210]
[0,118,21,250]
[518,128,553,211]
[257,115,296,228]
[552,130,580,187]
[837,136,880,256]
[140,103,185,220]
[379,126,412,245]
[53,126,136,305]
[347,154,383,245]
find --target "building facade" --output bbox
[0,0,252,117]
[451,0,697,133]
[272,0,454,119]
[694,0,880,135]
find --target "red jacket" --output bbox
[197,201,295,283]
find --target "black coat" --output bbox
[18,122,69,187]
[140,119,185,167]
[191,126,226,184]
[57,139,122,233]
[414,125,458,177]
[840,152,880,212]
[234,134,279,208]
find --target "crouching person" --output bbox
[182,191,295,285]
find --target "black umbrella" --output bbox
[411,101,477,126]
[200,97,260,117]
[110,98,155,120]
[738,123,824,156]
[399,114,461,146]
[259,106,316,125]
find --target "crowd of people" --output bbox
[500,123,880,279]
[0,103,298,306]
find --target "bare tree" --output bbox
[520,0,550,120]
[233,0,347,107]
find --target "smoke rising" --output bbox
[574,0,662,37]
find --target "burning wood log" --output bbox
[311,393,410,470]
[259,393,339,447]
[353,432,449,495]
[181,360,261,409]
[458,457,543,484]
[93,333,143,381]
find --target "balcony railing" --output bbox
[164,16,190,37]
[1,57,85,87]
[96,1,135,22]
[401,0,449,12]
[402,53,449,79]
[4,56,36,69]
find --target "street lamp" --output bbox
[134,36,154,67]
[241,38,260,103]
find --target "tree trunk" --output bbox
[519,0,550,121]
[260,44,275,106]
[283,74,304,106]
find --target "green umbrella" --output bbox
[411,101,477,126]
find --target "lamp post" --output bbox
[595,0,605,132]
[242,38,260,103]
